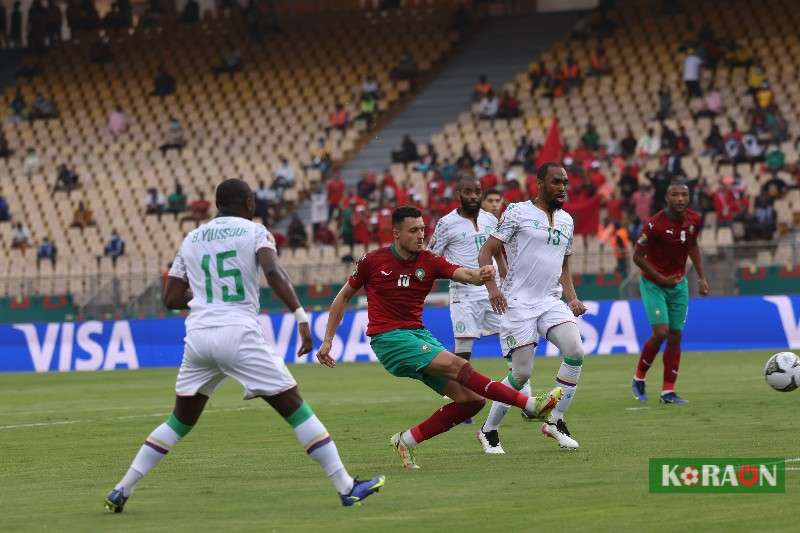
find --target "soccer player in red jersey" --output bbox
[631,180,710,404]
[317,206,561,469]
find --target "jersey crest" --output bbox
[415,267,426,281]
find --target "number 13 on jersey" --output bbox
[201,250,245,303]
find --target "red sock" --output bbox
[635,336,662,380]
[409,400,485,444]
[662,342,681,392]
[457,364,529,410]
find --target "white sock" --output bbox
[401,430,418,448]
[549,361,582,422]
[116,422,182,497]
[294,414,354,495]
[483,376,529,431]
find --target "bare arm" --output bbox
[633,244,680,287]
[479,236,508,314]
[257,247,312,357]
[163,276,191,310]
[560,255,587,316]
[316,282,358,367]
[688,244,710,295]
[451,266,494,286]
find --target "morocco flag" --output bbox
[536,117,562,166]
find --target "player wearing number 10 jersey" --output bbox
[105,179,384,513]
[317,206,561,470]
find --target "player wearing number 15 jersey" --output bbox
[105,179,384,513]
[316,206,561,470]
[428,176,503,362]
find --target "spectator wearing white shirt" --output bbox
[309,183,328,239]
[254,180,277,225]
[477,90,499,120]
[683,49,703,98]
[23,148,40,177]
[108,104,129,137]
[274,157,295,193]
[637,128,660,159]
[11,222,31,254]
[362,74,379,100]
[145,187,166,219]
[742,129,765,169]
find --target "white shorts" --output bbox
[450,297,501,338]
[499,300,576,357]
[175,325,297,400]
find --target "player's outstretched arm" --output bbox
[163,276,192,310]
[688,244,710,295]
[257,247,312,357]
[316,283,358,367]
[560,256,587,316]
[452,265,495,286]
[479,235,508,314]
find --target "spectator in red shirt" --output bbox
[589,45,610,76]
[314,224,337,246]
[325,174,345,222]
[713,176,745,226]
[588,161,606,188]
[479,171,499,192]
[180,191,210,228]
[376,203,394,245]
[561,54,582,92]
[352,205,370,246]
[525,173,538,199]
[380,169,398,202]
[497,90,520,119]
[502,179,525,204]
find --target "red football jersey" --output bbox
[636,209,702,282]
[348,246,460,336]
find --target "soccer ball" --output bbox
[764,352,800,392]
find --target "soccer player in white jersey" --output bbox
[477,163,588,452]
[428,177,508,425]
[105,179,384,513]
[428,177,505,363]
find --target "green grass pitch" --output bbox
[0,350,797,532]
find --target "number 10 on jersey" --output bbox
[201,250,245,303]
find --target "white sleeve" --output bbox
[427,218,449,256]
[255,224,277,253]
[168,250,188,280]
[491,205,520,243]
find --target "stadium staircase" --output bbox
[341,11,576,181]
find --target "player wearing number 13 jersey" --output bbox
[317,206,562,470]
[105,179,384,514]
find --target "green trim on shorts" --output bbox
[563,356,583,367]
[370,328,448,394]
[640,277,689,330]
[285,401,314,428]
[167,413,194,437]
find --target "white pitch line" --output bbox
[0,406,257,431]
[786,468,800,471]
[625,407,650,411]
[0,420,82,430]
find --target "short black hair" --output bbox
[215,178,252,211]
[392,205,422,227]
[456,175,481,190]
[482,188,501,200]
[668,177,690,190]
[537,161,562,181]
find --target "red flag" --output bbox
[536,117,562,166]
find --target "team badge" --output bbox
[415,268,426,281]
[688,225,695,233]
[421,344,431,352]
[638,234,648,245]
[456,321,466,333]
[506,335,517,349]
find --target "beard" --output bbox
[460,199,480,216]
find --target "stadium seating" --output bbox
[0,6,459,302]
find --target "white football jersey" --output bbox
[492,201,573,318]
[428,208,498,301]
[168,216,277,331]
